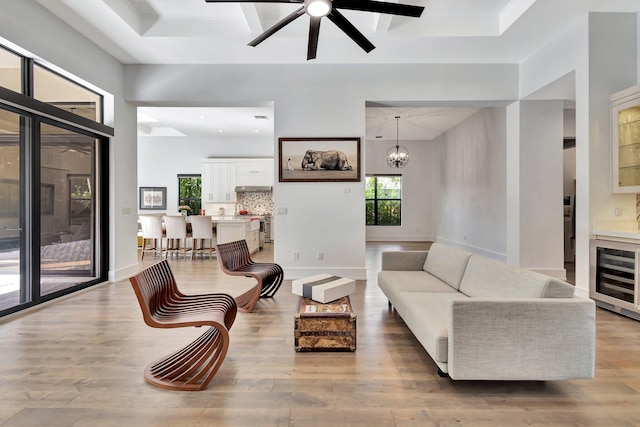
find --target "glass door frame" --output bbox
[0,88,111,317]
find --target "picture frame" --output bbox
[139,186,167,210]
[279,137,361,182]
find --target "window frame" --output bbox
[366,174,402,226]
[0,42,112,318]
[177,174,202,215]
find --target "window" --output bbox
[33,64,103,122]
[366,175,402,225]
[0,42,111,317]
[178,175,201,215]
[0,46,22,93]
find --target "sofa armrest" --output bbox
[448,298,595,380]
[381,251,429,271]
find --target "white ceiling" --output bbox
[137,106,274,138]
[37,0,638,140]
[35,0,640,65]
[137,105,484,141]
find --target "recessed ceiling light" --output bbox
[254,129,259,133]
[200,116,205,119]
[218,129,223,133]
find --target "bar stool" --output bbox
[190,215,216,260]
[163,215,191,260]
[138,215,165,260]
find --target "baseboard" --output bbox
[284,266,367,281]
[435,237,506,261]
[109,262,141,283]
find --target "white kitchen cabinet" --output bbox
[216,222,245,245]
[216,220,260,253]
[236,159,273,187]
[246,229,260,253]
[202,160,237,203]
[611,85,640,193]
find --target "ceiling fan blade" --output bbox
[307,17,322,60]
[248,6,306,47]
[327,9,375,53]
[205,0,303,3]
[333,0,424,17]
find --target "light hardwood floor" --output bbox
[0,242,639,426]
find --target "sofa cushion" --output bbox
[378,271,460,295]
[392,292,469,363]
[459,255,575,298]
[422,243,472,290]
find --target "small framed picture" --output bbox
[279,137,361,182]
[139,187,167,210]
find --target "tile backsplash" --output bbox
[237,192,274,215]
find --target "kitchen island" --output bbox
[211,216,261,254]
[138,215,262,255]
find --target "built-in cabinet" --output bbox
[590,239,640,321]
[202,158,273,204]
[202,160,237,203]
[236,161,273,187]
[611,85,640,193]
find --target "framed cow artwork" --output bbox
[278,137,361,182]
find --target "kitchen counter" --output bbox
[209,216,252,223]
[593,220,640,241]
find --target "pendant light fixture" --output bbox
[386,115,409,168]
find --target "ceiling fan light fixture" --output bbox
[305,0,331,17]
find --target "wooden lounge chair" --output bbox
[129,259,237,391]
[215,239,284,313]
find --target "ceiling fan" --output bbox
[204,0,425,60]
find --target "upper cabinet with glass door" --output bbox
[612,85,640,193]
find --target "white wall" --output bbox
[518,12,637,296]
[517,100,565,277]
[0,0,139,282]
[137,136,273,214]
[365,139,434,242]
[124,63,518,279]
[432,108,507,259]
[3,2,636,289]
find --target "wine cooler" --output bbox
[590,239,640,321]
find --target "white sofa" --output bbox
[377,243,595,381]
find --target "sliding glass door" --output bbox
[0,106,107,315]
[0,43,111,317]
[40,122,99,295]
[0,108,28,311]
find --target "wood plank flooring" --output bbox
[0,242,639,426]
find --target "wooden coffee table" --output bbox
[294,295,356,352]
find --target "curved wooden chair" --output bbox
[215,239,284,313]
[129,259,237,391]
